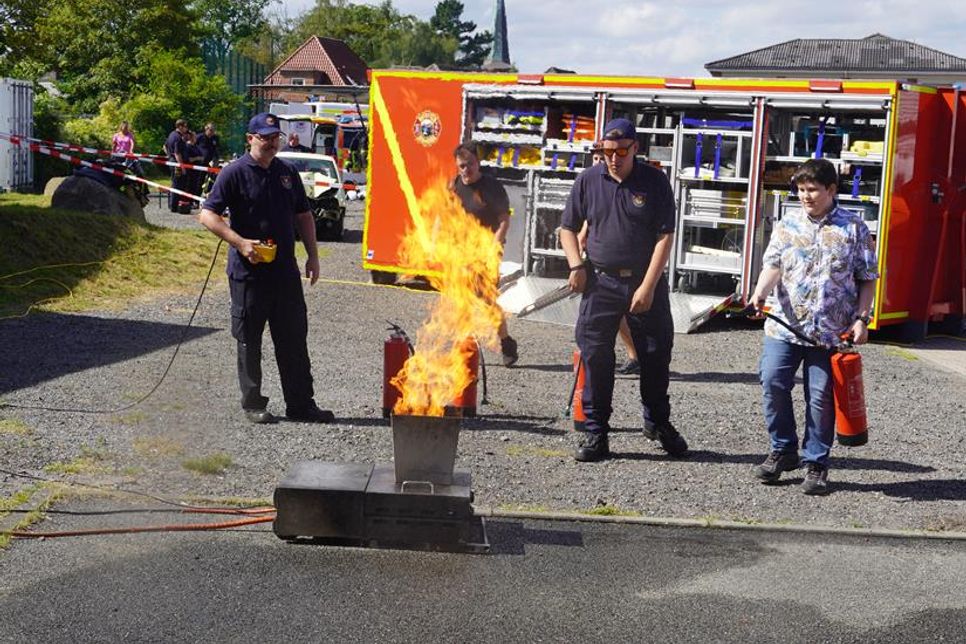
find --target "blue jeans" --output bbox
[758,337,835,466]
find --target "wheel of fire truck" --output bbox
[370,271,397,285]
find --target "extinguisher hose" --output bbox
[476,339,489,405]
[731,305,818,345]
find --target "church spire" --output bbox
[483,0,512,71]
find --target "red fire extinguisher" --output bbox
[449,337,479,417]
[831,345,868,446]
[383,322,413,418]
[568,349,587,431]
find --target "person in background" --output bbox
[749,158,878,495]
[560,118,686,462]
[451,143,519,367]
[196,122,221,166]
[112,121,136,155]
[198,113,334,426]
[281,132,312,153]
[578,148,640,375]
[184,130,205,202]
[164,118,190,213]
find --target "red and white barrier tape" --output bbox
[0,132,221,174]
[25,142,204,203]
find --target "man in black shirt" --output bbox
[560,118,686,462]
[451,143,518,366]
[281,132,312,153]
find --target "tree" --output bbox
[122,48,243,154]
[429,0,491,68]
[32,0,200,113]
[191,0,276,58]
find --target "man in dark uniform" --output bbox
[560,118,687,461]
[164,119,190,213]
[451,143,519,366]
[198,113,334,425]
[196,122,221,166]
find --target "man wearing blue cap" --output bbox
[199,113,335,425]
[560,117,686,461]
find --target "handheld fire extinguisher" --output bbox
[448,337,480,418]
[733,306,868,446]
[565,349,587,431]
[383,321,414,418]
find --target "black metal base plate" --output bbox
[273,461,489,553]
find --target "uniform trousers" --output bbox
[575,270,674,435]
[229,271,314,412]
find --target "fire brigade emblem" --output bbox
[413,110,442,147]
[280,174,292,189]
[632,192,647,207]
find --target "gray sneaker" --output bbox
[801,463,830,495]
[753,451,800,483]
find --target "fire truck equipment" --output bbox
[830,348,868,446]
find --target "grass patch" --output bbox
[182,453,233,475]
[43,456,108,475]
[133,435,186,458]
[586,504,641,517]
[113,411,147,426]
[183,495,273,508]
[0,417,32,436]
[885,346,919,361]
[0,484,62,549]
[0,192,223,316]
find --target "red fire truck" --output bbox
[362,70,965,337]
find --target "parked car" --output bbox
[277,151,346,241]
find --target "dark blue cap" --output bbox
[601,118,636,141]
[247,113,282,136]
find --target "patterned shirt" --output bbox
[762,203,878,347]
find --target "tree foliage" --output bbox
[191,0,275,58]
[430,0,491,68]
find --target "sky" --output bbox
[280,0,966,77]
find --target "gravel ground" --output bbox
[2,198,965,533]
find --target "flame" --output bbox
[391,178,506,416]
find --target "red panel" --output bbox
[881,91,951,324]
[364,76,470,272]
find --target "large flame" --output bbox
[391,178,506,416]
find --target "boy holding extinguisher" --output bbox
[750,158,878,495]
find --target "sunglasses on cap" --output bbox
[600,143,635,158]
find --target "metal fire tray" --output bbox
[273,461,489,553]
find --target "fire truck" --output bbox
[362,70,965,337]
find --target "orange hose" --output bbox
[9,514,275,539]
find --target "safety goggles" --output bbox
[600,143,635,158]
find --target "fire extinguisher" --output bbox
[383,322,414,418]
[732,306,868,445]
[830,345,868,446]
[565,349,587,431]
[449,337,479,417]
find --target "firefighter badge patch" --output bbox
[632,192,647,207]
[280,174,292,189]
[413,110,442,147]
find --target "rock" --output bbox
[50,175,146,222]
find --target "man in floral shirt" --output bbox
[749,158,878,494]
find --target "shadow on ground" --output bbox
[0,312,219,394]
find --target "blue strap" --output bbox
[815,120,825,159]
[497,146,504,167]
[568,115,577,143]
[512,147,521,167]
[568,153,576,171]
[852,166,862,198]
[551,152,559,169]
[713,133,722,180]
[682,117,753,130]
[694,133,703,178]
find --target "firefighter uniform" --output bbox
[561,128,683,458]
[165,126,189,213]
[202,150,318,418]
